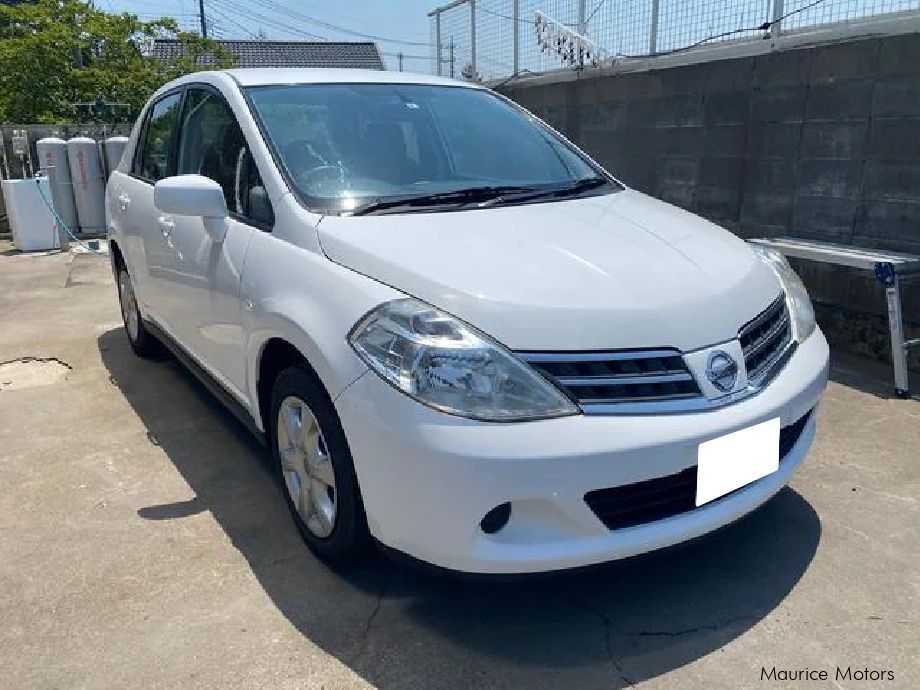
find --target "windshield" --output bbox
[244,83,619,215]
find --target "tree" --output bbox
[0,0,235,123]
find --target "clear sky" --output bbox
[102,0,437,72]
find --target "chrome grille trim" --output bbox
[517,293,797,416]
[521,349,682,363]
[739,294,793,385]
[555,372,695,387]
[744,312,790,362]
[519,349,704,409]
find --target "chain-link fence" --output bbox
[428,0,920,80]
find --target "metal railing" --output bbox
[428,0,920,80]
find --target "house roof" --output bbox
[149,39,385,70]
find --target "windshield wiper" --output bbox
[482,176,612,206]
[350,185,538,216]
[558,176,612,196]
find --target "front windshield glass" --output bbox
[244,83,619,214]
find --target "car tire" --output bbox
[270,365,371,565]
[116,266,160,358]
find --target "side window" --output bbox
[135,93,182,182]
[177,88,274,228]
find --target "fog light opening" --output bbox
[480,502,511,534]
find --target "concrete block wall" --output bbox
[501,32,920,370]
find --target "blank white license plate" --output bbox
[696,417,780,507]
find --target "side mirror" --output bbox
[154,175,228,242]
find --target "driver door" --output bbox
[158,86,274,401]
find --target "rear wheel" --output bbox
[116,266,159,358]
[270,366,370,564]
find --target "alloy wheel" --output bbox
[276,396,337,538]
[118,271,140,343]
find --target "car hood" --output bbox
[317,189,782,351]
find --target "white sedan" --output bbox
[107,68,828,574]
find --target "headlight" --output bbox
[349,299,578,421]
[752,245,816,343]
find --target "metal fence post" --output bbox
[649,0,660,54]
[470,0,477,80]
[512,0,520,75]
[772,0,785,36]
[435,10,442,76]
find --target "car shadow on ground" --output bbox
[98,327,821,689]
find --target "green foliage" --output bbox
[0,0,236,123]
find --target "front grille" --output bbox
[739,294,793,383]
[520,294,794,414]
[519,349,702,406]
[584,409,813,531]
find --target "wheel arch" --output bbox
[109,239,124,267]
[109,239,126,281]
[255,336,324,439]
[248,313,368,436]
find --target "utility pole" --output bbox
[435,11,442,76]
[469,0,476,82]
[449,37,455,78]
[511,0,519,76]
[199,0,208,38]
[397,52,404,72]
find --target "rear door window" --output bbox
[135,92,182,182]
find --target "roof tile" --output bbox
[150,39,385,70]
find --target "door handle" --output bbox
[158,215,175,237]
[117,193,131,211]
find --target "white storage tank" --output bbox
[36,137,79,236]
[103,135,129,179]
[1,177,60,251]
[66,136,106,234]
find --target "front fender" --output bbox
[242,229,403,431]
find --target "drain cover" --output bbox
[0,357,71,391]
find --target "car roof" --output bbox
[222,68,480,89]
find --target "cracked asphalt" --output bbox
[0,243,917,689]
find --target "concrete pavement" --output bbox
[0,243,917,689]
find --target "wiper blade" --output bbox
[560,176,611,195]
[474,177,612,208]
[501,176,610,203]
[351,185,537,216]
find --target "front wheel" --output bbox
[270,366,371,564]
[116,266,159,358]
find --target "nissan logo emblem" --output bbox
[706,350,739,393]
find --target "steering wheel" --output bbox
[300,164,353,196]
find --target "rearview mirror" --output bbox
[154,175,228,242]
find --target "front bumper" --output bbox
[335,328,829,574]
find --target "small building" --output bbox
[149,39,385,70]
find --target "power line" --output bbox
[248,0,429,46]
[585,1,607,26]
[297,2,429,41]
[476,5,533,24]
[115,0,427,49]
[632,0,828,59]
[379,52,435,61]
[477,5,577,28]
[207,4,259,38]
[210,0,327,40]
[496,0,830,89]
